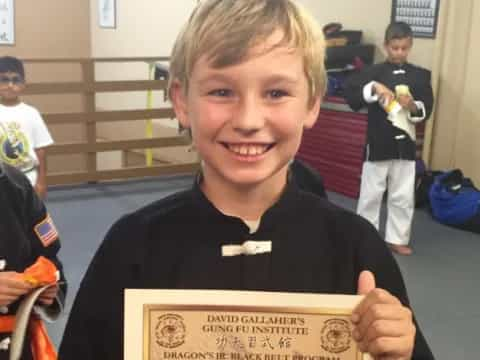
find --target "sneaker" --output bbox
[388,244,413,256]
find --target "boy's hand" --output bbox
[352,271,415,360]
[0,272,32,306]
[397,94,418,113]
[37,284,58,306]
[34,181,47,199]
[373,82,395,105]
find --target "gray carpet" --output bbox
[43,175,479,359]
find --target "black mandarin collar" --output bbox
[384,61,412,72]
[189,172,301,235]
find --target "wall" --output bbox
[90,0,436,71]
[89,0,198,164]
[0,0,91,173]
[1,1,90,59]
[453,1,480,182]
[429,0,480,183]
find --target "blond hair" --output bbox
[168,0,325,107]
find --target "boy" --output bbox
[0,56,54,199]
[59,2,434,359]
[345,22,434,256]
[0,162,66,359]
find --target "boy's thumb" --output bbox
[357,270,376,295]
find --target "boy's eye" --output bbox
[0,75,24,84]
[208,89,232,97]
[267,89,289,99]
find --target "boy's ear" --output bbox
[170,80,190,129]
[303,96,321,129]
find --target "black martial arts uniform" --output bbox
[344,62,434,246]
[344,62,434,161]
[59,178,434,359]
[0,163,66,360]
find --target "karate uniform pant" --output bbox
[357,160,415,246]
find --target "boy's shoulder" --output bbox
[0,102,42,117]
[289,187,380,238]
[405,62,431,76]
[18,102,42,115]
[298,189,361,220]
[296,190,387,252]
[118,187,195,229]
[0,162,30,189]
[367,62,431,74]
[0,162,32,204]
[101,186,203,258]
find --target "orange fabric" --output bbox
[20,256,58,360]
[0,315,15,332]
[0,315,57,360]
[23,256,58,286]
[29,317,57,360]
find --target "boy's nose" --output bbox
[232,95,265,133]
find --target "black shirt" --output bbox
[59,179,434,359]
[0,163,66,360]
[344,62,434,161]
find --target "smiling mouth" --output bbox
[220,142,274,156]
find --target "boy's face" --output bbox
[172,31,321,191]
[384,37,413,65]
[0,71,25,104]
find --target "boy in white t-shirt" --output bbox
[0,56,54,199]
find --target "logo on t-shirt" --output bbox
[0,121,36,173]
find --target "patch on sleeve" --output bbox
[34,214,59,247]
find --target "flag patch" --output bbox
[34,214,59,247]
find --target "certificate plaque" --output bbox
[125,290,371,360]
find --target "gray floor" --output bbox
[44,175,479,359]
